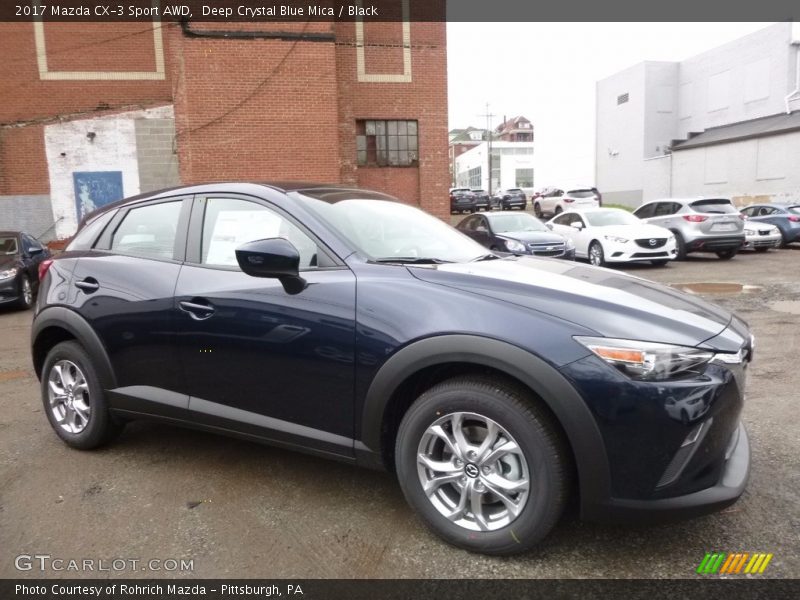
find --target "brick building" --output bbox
[0,4,448,240]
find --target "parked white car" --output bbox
[743,222,781,252]
[548,208,677,267]
[534,187,599,218]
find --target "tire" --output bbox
[15,275,34,310]
[41,341,123,450]
[779,231,790,248]
[673,232,687,260]
[716,249,737,260]
[651,260,669,267]
[554,206,563,215]
[395,375,568,556]
[754,247,769,253]
[588,241,606,267]
[533,203,543,218]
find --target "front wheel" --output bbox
[41,341,123,449]
[395,376,568,555]
[673,232,687,260]
[588,241,606,267]
[554,206,563,215]
[716,249,738,260]
[15,275,34,310]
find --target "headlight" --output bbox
[0,267,18,279]
[575,336,714,381]
[744,228,755,235]
[604,235,629,243]
[504,239,526,253]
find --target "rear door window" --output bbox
[110,201,183,260]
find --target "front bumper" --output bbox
[603,239,677,263]
[0,276,21,304]
[583,423,749,523]
[743,231,781,249]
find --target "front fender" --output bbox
[357,334,611,513]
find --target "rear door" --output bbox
[70,196,191,416]
[173,194,357,455]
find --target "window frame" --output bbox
[98,196,192,264]
[356,119,419,167]
[186,193,346,273]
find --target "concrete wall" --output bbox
[677,23,794,139]
[671,130,800,205]
[135,118,180,194]
[595,63,647,198]
[642,155,672,203]
[0,195,55,240]
[43,105,174,238]
[643,62,679,159]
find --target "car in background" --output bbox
[456,211,575,259]
[31,182,753,556]
[0,230,51,310]
[740,203,800,247]
[742,222,781,252]
[493,188,527,210]
[449,188,477,214]
[548,208,676,267]
[633,198,745,260]
[534,187,599,217]
[471,189,492,211]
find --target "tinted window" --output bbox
[110,202,182,259]
[567,189,595,198]
[633,203,655,219]
[654,202,678,217]
[0,235,19,255]
[552,213,572,226]
[690,199,737,214]
[740,207,756,217]
[201,198,320,269]
[68,210,116,251]
[757,207,777,216]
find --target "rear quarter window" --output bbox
[66,210,116,251]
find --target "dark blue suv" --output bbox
[32,183,752,555]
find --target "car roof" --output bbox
[645,197,732,205]
[0,231,22,236]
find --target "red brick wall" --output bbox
[168,22,342,184]
[0,126,49,194]
[335,20,449,219]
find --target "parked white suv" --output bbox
[534,187,599,218]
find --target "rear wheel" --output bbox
[395,376,568,556]
[41,341,123,449]
[533,203,543,218]
[588,241,606,267]
[716,249,737,260]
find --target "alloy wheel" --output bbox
[416,411,530,532]
[22,277,32,306]
[589,244,603,266]
[47,360,91,434]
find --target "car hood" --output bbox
[589,224,671,238]
[497,231,565,244]
[409,257,733,348]
[0,255,19,270]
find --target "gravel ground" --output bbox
[0,242,798,579]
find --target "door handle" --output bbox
[179,299,216,320]
[74,278,99,293]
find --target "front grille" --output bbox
[529,242,565,257]
[635,238,667,249]
[758,230,772,235]
[631,251,668,258]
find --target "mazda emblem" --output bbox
[649,239,657,246]
[464,463,479,478]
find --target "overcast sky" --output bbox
[446,22,771,189]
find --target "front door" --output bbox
[174,195,357,456]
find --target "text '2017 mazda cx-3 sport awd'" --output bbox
[32,183,752,555]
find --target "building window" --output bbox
[468,166,482,188]
[617,93,629,105]
[356,120,419,166]
[515,168,534,188]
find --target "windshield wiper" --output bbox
[371,257,454,264]
[471,253,501,262]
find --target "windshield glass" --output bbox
[489,213,547,233]
[690,199,737,214]
[584,210,640,227]
[0,236,19,254]
[296,195,489,262]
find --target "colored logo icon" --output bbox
[697,552,773,575]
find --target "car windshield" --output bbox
[690,199,737,214]
[489,213,547,233]
[584,210,639,227]
[0,236,19,255]
[452,189,471,195]
[296,194,489,263]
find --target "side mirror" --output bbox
[235,238,307,295]
[545,223,553,230]
[570,221,584,230]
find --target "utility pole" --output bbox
[478,103,495,196]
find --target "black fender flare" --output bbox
[31,306,117,389]
[359,334,611,509]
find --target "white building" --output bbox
[454,141,535,195]
[596,22,800,207]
